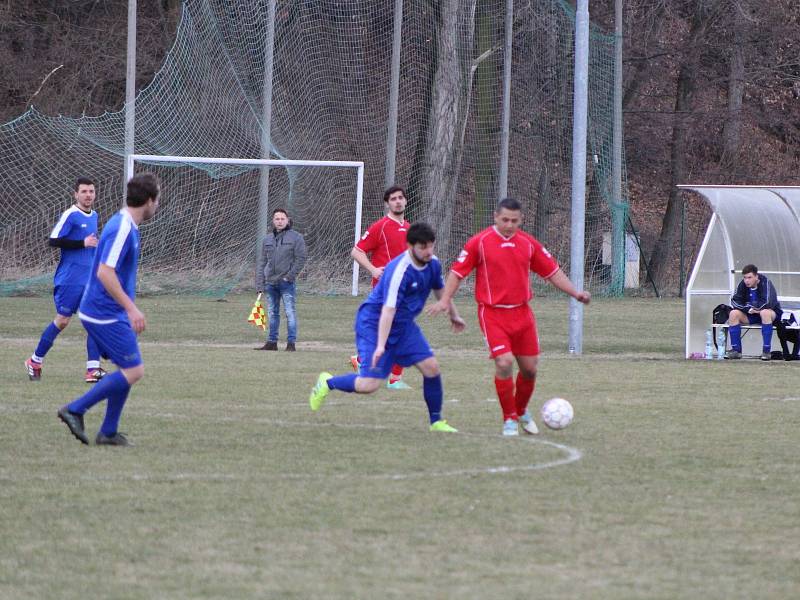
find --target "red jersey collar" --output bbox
[491,225,517,241]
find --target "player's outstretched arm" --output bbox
[97,264,146,332]
[351,247,384,281]
[547,268,591,305]
[426,272,462,316]
[432,287,466,332]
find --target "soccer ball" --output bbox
[540,397,574,430]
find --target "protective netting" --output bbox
[0,0,629,297]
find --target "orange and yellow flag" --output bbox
[248,293,267,330]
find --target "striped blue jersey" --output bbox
[358,250,444,342]
[50,205,98,286]
[79,209,140,322]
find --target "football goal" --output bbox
[127,154,365,296]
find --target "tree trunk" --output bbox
[647,5,708,289]
[721,2,747,164]
[419,0,477,257]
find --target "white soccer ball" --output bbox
[540,397,574,430]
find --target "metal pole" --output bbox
[124,0,137,191]
[679,197,686,297]
[257,0,277,267]
[352,165,365,295]
[611,0,625,295]
[497,0,514,199]
[568,0,590,355]
[384,0,403,188]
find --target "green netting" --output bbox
[0,0,631,298]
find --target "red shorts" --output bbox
[477,304,540,358]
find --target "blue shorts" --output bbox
[80,319,142,368]
[53,285,85,317]
[746,310,782,325]
[355,321,433,379]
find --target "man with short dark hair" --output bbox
[56,173,161,446]
[25,177,107,383]
[255,208,307,351]
[726,264,781,361]
[427,198,590,436]
[309,222,463,432]
[350,185,413,388]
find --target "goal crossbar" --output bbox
[127,154,365,295]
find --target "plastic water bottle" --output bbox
[716,327,726,360]
[705,329,714,360]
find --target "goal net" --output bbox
[0,0,630,297]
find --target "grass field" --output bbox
[1,293,799,599]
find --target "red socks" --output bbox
[514,373,536,417]
[389,364,404,383]
[495,374,536,420]
[494,376,517,420]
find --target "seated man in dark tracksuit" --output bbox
[726,264,781,361]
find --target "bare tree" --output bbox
[417,0,478,255]
[648,1,723,288]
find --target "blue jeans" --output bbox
[265,281,297,343]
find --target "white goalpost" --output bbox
[127,154,365,295]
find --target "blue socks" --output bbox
[729,324,742,351]
[325,372,445,425]
[762,323,773,353]
[327,373,357,393]
[423,375,443,424]
[68,370,130,423]
[86,334,101,364]
[99,384,131,436]
[34,322,62,358]
[730,323,775,352]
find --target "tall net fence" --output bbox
[0,0,630,298]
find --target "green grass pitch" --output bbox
[1,293,799,599]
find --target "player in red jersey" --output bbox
[427,197,590,436]
[350,185,413,389]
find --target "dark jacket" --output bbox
[730,274,781,313]
[256,225,307,290]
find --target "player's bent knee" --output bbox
[494,355,514,377]
[356,377,382,393]
[54,315,71,329]
[121,365,145,385]
[416,359,440,378]
[728,309,745,322]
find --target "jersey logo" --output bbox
[81,224,87,228]
[492,344,506,352]
[411,282,418,288]
[361,231,370,240]
[542,246,552,257]
[456,250,468,263]
[500,242,515,248]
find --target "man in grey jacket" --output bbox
[255,208,307,351]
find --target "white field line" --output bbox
[1,408,582,482]
[0,336,676,360]
[759,396,800,402]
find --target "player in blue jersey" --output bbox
[25,178,107,383]
[57,173,161,446]
[309,222,465,432]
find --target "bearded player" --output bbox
[350,185,412,389]
[311,222,464,432]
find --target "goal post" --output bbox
[128,154,365,296]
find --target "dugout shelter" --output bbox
[681,185,800,358]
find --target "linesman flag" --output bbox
[248,293,267,330]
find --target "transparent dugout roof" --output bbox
[680,186,800,358]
